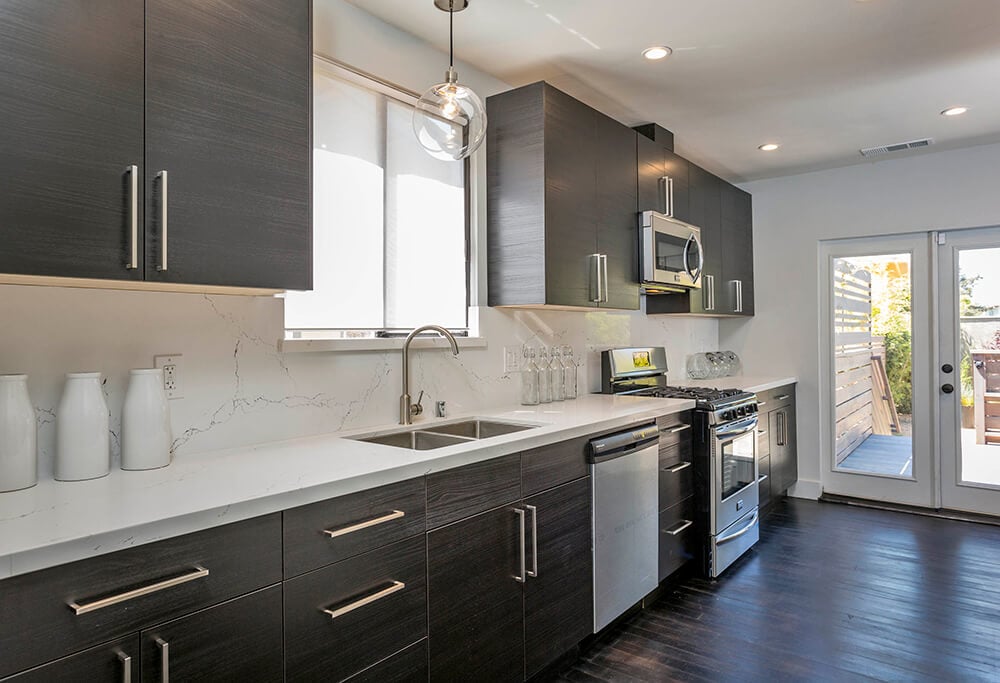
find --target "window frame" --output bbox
[285,56,472,340]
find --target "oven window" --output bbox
[721,431,756,500]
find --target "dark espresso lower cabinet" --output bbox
[140,586,283,683]
[428,505,525,682]
[0,636,138,683]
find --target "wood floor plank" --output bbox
[548,498,1000,683]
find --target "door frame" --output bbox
[935,226,1000,515]
[818,234,937,507]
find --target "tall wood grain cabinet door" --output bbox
[144,0,312,290]
[0,1,144,280]
[595,114,639,311]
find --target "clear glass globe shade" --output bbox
[412,80,487,161]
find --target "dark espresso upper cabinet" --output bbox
[0,0,311,291]
[487,82,638,310]
[0,0,144,281]
[720,183,755,315]
[144,0,311,290]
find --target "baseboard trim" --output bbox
[819,493,1000,527]
[788,479,822,500]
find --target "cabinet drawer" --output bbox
[757,385,794,411]
[656,411,693,449]
[658,439,693,469]
[426,454,521,529]
[1,635,139,683]
[521,436,589,497]
[284,535,427,683]
[0,514,281,679]
[344,639,428,683]
[758,456,772,509]
[283,478,426,578]
[757,423,771,457]
[658,454,693,512]
[658,496,696,581]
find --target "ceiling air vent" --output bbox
[859,137,934,158]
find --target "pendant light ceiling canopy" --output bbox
[412,0,487,161]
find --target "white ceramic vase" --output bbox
[121,369,172,471]
[0,375,37,492]
[55,373,110,481]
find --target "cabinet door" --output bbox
[524,478,593,678]
[428,506,524,682]
[1,636,138,683]
[687,166,723,314]
[637,135,665,213]
[543,85,598,308]
[0,1,144,281]
[721,184,754,315]
[663,150,690,223]
[140,586,282,682]
[778,402,798,492]
[144,0,311,290]
[595,114,639,310]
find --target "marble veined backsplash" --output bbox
[0,285,717,478]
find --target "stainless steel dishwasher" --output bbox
[588,423,660,632]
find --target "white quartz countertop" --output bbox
[0,394,693,579]
[666,375,797,394]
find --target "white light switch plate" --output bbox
[154,354,184,399]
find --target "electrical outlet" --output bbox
[503,346,522,374]
[154,354,184,399]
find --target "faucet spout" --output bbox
[400,325,460,425]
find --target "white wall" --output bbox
[0,0,718,482]
[721,141,1000,498]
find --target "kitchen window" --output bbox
[284,58,469,339]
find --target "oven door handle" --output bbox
[714,417,758,439]
[716,511,759,545]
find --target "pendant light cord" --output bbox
[449,2,455,68]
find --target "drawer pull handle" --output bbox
[757,429,768,436]
[664,461,692,473]
[758,473,769,482]
[663,424,691,434]
[757,401,767,407]
[323,510,405,539]
[156,638,169,683]
[665,519,693,536]
[321,580,405,619]
[117,652,132,683]
[775,394,791,401]
[68,566,209,615]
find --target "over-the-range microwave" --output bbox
[640,210,704,293]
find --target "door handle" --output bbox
[155,638,169,683]
[125,165,139,270]
[659,175,674,216]
[589,254,602,303]
[117,652,132,683]
[941,384,955,394]
[156,171,168,271]
[600,254,609,303]
[514,508,526,583]
[525,505,539,578]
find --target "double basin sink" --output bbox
[352,418,537,451]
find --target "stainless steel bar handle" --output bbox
[757,429,768,436]
[321,580,405,619]
[757,401,767,407]
[117,652,131,683]
[665,519,693,536]
[525,505,539,578]
[716,511,759,545]
[659,176,674,216]
[758,473,769,482]
[155,638,169,683]
[732,279,743,313]
[126,165,138,270]
[514,508,526,583]
[669,424,691,434]
[664,461,692,473]
[589,254,602,303]
[323,510,404,539]
[775,394,791,401]
[600,254,609,303]
[68,566,209,615]
[157,171,168,271]
[703,274,715,311]
[777,411,786,447]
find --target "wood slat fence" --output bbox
[834,264,875,464]
[972,350,1000,445]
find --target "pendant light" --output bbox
[412,0,487,161]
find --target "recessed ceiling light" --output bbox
[758,143,780,151]
[941,106,968,117]
[642,46,672,61]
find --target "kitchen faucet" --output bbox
[400,325,460,425]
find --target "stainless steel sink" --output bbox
[352,418,537,451]
[427,419,535,440]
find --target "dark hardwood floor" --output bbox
[552,498,1000,683]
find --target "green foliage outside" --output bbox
[869,266,912,414]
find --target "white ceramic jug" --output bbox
[0,375,37,492]
[55,373,110,481]
[121,369,172,471]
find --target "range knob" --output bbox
[737,406,747,417]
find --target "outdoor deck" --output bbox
[839,434,913,477]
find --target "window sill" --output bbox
[279,336,488,353]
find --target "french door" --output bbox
[936,227,1000,516]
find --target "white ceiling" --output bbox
[347,0,1000,182]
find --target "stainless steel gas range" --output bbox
[601,347,761,578]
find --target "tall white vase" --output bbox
[55,373,110,482]
[121,369,172,471]
[0,375,37,492]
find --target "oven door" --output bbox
[641,212,703,289]
[711,416,759,534]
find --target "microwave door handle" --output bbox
[691,234,704,282]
